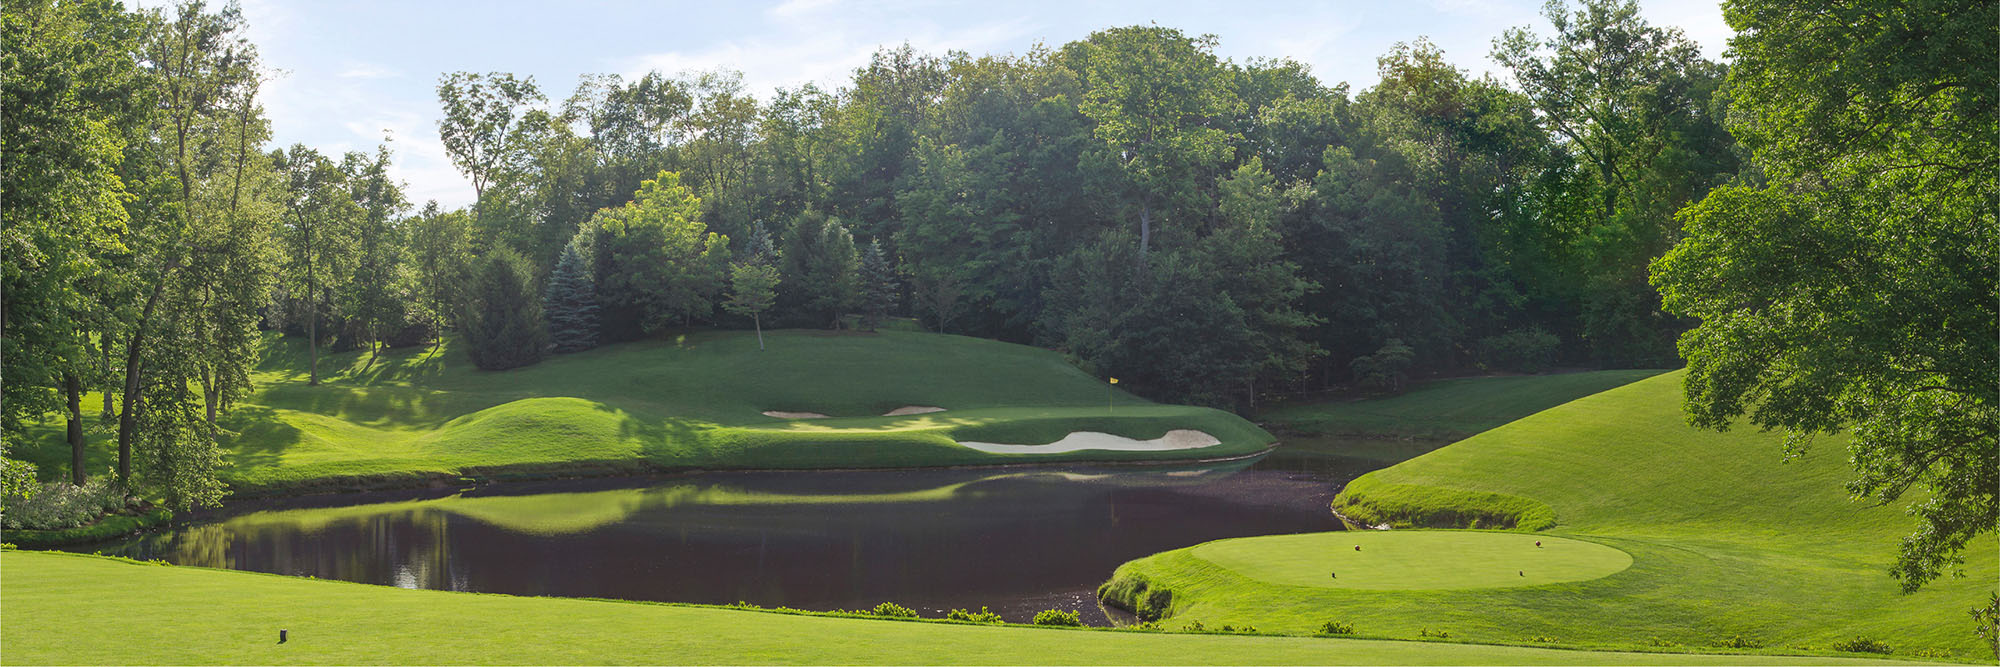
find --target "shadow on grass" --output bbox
[221,405,304,472]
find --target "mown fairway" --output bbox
[0,550,1949,666]
[20,330,1271,494]
[1103,372,1995,661]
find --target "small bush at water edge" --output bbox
[1032,609,1082,627]
[945,607,1003,623]
[869,602,918,618]
[1830,637,1891,654]
[1317,621,1355,636]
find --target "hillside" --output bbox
[1101,372,1994,661]
[23,330,1272,495]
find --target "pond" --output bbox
[72,443,1408,625]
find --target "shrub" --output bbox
[1721,635,1762,649]
[1318,620,1355,636]
[1138,588,1174,622]
[2,479,125,530]
[944,607,1003,623]
[1477,327,1559,373]
[868,602,918,618]
[1180,620,1206,632]
[1529,635,1560,643]
[1418,628,1452,639]
[1032,609,1082,627]
[1830,637,1891,654]
[462,247,548,371]
[1350,339,1416,392]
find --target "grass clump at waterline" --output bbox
[20,330,1271,496]
[1102,371,1996,661]
[0,550,1945,666]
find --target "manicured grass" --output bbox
[21,330,1272,495]
[1104,372,1996,661]
[1187,532,1632,591]
[1260,370,1664,441]
[0,550,1941,666]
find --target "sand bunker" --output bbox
[762,410,831,419]
[883,406,946,416]
[955,429,1221,454]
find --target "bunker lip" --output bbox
[956,429,1222,454]
[883,405,946,416]
[762,411,831,419]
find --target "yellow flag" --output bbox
[1108,377,1119,384]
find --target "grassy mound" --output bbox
[21,330,1271,495]
[0,551,1934,666]
[1103,372,1995,660]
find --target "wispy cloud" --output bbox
[336,61,402,80]
[618,2,1035,99]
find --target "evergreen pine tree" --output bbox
[743,220,779,265]
[544,238,600,353]
[859,239,898,332]
[463,248,548,370]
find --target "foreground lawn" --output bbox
[23,330,1270,494]
[1104,372,1995,661]
[0,551,1940,666]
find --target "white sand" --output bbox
[883,405,946,416]
[762,410,831,419]
[955,429,1221,454]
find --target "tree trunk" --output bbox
[65,373,85,485]
[201,365,217,427]
[754,313,765,351]
[117,281,166,487]
[307,279,319,386]
[99,331,116,420]
[1138,200,1153,262]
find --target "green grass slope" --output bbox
[23,330,1271,494]
[0,551,1942,666]
[1103,372,1995,661]
[1261,370,1664,440]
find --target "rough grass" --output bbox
[0,550,1945,666]
[1104,372,1996,661]
[20,330,1271,495]
[1261,370,1664,440]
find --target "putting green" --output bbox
[1190,531,1632,590]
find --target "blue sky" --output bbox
[189,0,1732,209]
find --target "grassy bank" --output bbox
[1103,372,1994,661]
[0,550,1944,666]
[21,330,1271,496]
[1260,370,1663,440]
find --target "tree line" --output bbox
[3,0,1990,617]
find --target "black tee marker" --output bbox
[279,629,287,644]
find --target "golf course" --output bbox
[1098,372,1996,660]
[8,0,1991,664]
[17,330,1273,496]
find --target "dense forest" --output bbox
[3,0,1992,606]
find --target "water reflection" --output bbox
[78,452,1390,624]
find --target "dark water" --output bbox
[72,446,1394,625]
